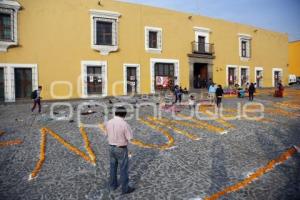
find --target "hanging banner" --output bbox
[156,76,169,88]
[89,76,94,82]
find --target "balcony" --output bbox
[188,42,215,59]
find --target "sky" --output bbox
[119,0,300,41]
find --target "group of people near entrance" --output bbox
[172,79,285,110]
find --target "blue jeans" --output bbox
[31,98,41,112]
[109,146,129,193]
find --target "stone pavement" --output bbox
[0,88,300,200]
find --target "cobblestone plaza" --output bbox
[0,88,300,200]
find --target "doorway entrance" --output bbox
[14,68,32,99]
[126,67,137,95]
[256,70,263,88]
[154,63,175,91]
[227,67,237,87]
[240,68,249,86]
[193,63,208,88]
[273,70,282,87]
[197,36,206,53]
[87,66,102,95]
[0,68,4,101]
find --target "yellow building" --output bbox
[288,40,300,76]
[0,0,288,102]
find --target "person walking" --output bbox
[174,85,182,104]
[215,85,224,108]
[31,86,42,113]
[248,83,255,101]
[104,106,135,194]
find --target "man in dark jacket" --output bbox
[31,86,42,113]
[215,85,224,108]
[248,83,255,101]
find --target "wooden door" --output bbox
[228,68,236,86]
[198,36,206,53]
[241,68,247,86]
[274,71,280,87]
[87,66,102,95]
[15,68,32,99]
[126,67,137,94]
[154,63,174,90]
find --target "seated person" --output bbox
[183,87,189,94]
[237,88,245,98]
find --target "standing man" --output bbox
[31,86,42,113]
[104,106,135,194]
[248,83,255,101]
[215,84,224,108]
[174,85,182,104]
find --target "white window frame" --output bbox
[81,60,107,98]
[239,66,250,86]
[0,0,21,52]
[193,27,211,52]
[0,63,38,102]
[150,58,180,93]
[254,67,264,87]
[123,64,140,95]
[90,9,121,55]
[272,67,283,87]
[145,26,162,53]
[238,33,252,61]
[226,65,238,86]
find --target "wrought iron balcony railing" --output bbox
[191,42,214,55]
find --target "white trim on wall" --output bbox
[226,65,238,86]
[145,26,163,53]
[239,66,250,86]
[254,67,264,87]
[0,1,21,52]
[193,26,211,52]
[123,63,141,95]
[89,9,121,55]
[0,63,38,102]
[81,60,107,98]
[150,58,180,93]
[272,67,283,87]
[238,33,252,62]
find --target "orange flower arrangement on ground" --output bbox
[130,118,175,150]
[199,107,235,129]
[29,127,96,180]
[204,146,298,200]
[176,113,228,134]
[147,116,201,140]
[0,131,23,148]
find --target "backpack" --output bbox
[31,90,37,99]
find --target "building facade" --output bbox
[0,0,288,102]
[288,40,300,76]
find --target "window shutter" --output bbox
[246,40,251,58]
[112,21,117,46]
[246,68,249,82]
[145,30,149,49]
[157,31,162,50]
